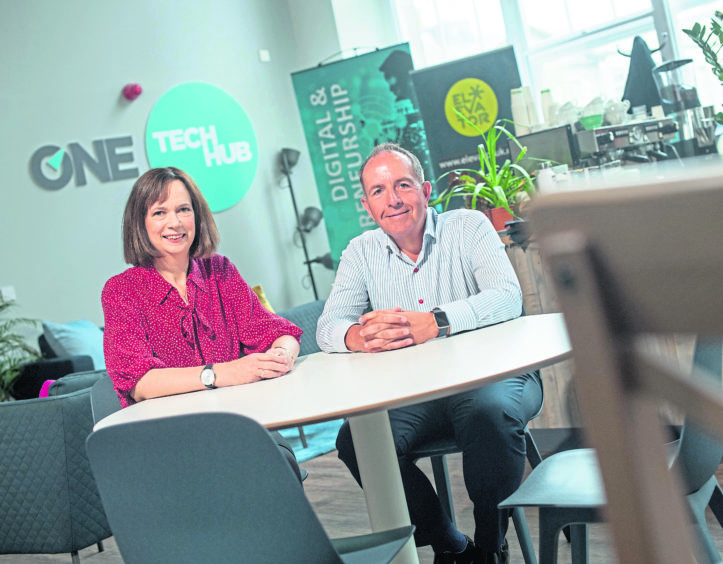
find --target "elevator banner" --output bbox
[292,43,433,261]
[411,46,522,183]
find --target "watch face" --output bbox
[201,368,215,386]
[433,309,449,337]
[433,309,449,329]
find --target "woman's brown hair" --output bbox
[122,167,219,266]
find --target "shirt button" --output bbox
[419,299,424,304]
[413,267,419,273]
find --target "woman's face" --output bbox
[145,180,196,262]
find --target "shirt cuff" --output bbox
[332,321,357,352]
[439,301,477,335]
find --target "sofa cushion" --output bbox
[42,320,105,370]
[48,370,107,397]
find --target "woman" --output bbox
[102,167,303,479]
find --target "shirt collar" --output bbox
[187,258,208,294]
[377,207,438,258]
[140,258,209,305]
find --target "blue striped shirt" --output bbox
[316,207,522,352]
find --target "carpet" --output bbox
[279,419,344,463]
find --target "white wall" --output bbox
[0,0,362,326]
[332,0,399,53]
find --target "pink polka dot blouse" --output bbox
[101,254,302,408]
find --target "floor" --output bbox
[3,451,723,563]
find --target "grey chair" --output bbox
[514,168,723,562]
[409,386,544,564]
[86,411,415,563]
[499,339,723,564]
[0,371,111,563]
[277,298,326,448]
[89,371,121,424]
[277,298,325,357]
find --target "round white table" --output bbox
[95,313,571,563]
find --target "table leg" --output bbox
[348,410,419,564]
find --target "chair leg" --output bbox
[71,551,80,564]
[690,514,721,564]
[97,540,105,553]
[430,454,456,527]
[688,476,722,564]
[538,507,597,564]
[538,507,564,564]
[298,426,308,448]
[570,524,589,564]
[512,506,538,564]
[525,429,572,543]
[525,428,543,468]
[708,483,723,528]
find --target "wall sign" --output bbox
[28,82,257,213]
[444,78,499,137]
[29,136,139,190]
[411,46,522,182]
[291,43,433,261]
[145,82,258,213]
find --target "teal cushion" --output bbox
[42,320,106,370]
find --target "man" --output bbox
[316,143,542,564]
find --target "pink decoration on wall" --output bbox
[122,83,143,101]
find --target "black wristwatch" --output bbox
[200,363,217,389]
[431,308,450,338]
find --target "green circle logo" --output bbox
[444,78,498,137]
[146,82,258,212]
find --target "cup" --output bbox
[604,99,631,125]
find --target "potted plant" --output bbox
[0,296,39,401]
[430,114,536,232]
[683,11,723,125]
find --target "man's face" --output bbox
[361,151,431,244]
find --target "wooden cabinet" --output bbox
[506,244,580,429]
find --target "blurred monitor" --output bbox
[509,125,580,173]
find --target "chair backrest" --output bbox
[530,163,723,563]
[277,299,326,356]
[89,373,121,424]
[0,388,111,554]
[671,337,723,494]
[86,412,343,564]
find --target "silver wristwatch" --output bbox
[200,363,216,389]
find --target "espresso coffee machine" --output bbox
[575,116,680,166]
[515,119,680,170]
[652,58,717,158]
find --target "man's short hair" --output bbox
[358,143,425,194]
[122,167,219,266]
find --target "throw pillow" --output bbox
[252,284,275,313]
[42,319,106,370]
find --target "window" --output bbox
[669,0,722,110]
[392,0,507,68]
[392,0,721,121]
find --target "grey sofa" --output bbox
[11,334,94,400]
[0,370,111,563]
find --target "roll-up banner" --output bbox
[410,46,522,188]
[292,43,433,261]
